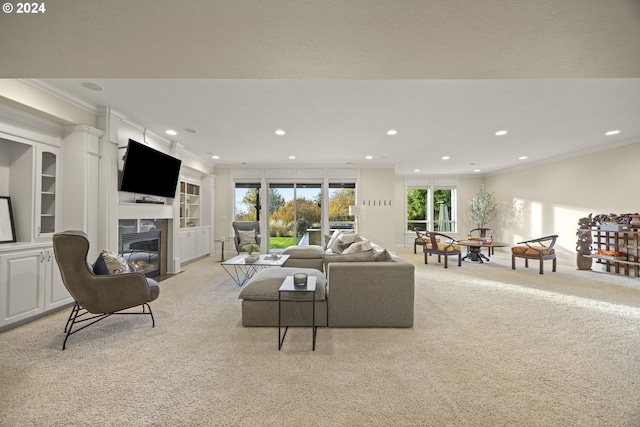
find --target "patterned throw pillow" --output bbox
[237,229,257,246]
[93,250,133,275]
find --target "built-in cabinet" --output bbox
[35,147,60,238]
[0,244,69,328]
[0,109,95,330]
[180,180,201,228]
[180,226,210,263]
[178,171,213,266]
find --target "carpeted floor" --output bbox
[1,248,640,426]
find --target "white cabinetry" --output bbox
[181,229,197,262]
[196,227,211,258]
[180,226,210,264]
[35,146,60,238]
[0,245,71,329]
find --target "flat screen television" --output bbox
[119,139,182,199]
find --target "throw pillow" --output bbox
[326,230,344,252]
[335,240,354,254]
[373,248,393,262]
[94,250,132,275]
[342,239,372,254]
[337,233,359,244]
[323,249,375,272]
[237,229,257,247]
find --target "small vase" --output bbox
[630,214,640,229]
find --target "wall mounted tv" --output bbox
[119,139,182,199]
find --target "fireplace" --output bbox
[119,219,168,278]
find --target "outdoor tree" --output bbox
[329,188,356,220]
[270,198,321,238]
[407,189,427,221]
[467,185,497,227]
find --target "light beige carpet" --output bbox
[1,248,640,426]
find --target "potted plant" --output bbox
[243,243,261,263]
[467,185,497,228]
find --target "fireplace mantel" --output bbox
[119,202,174,220]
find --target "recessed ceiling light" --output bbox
[519,156,528,160]
[495,130,508,136]
[212,155,220,159]
[605,130,620,136]
[275,129,286,136]
[289,155,296,160]
[474,169,481,173]
[80,81,104,91]
[387,129,398,136]
[414,169,421,173]
[166,130,177,136]
[184,128,198,134]
[442,156,450,160]
[365,155,373,160]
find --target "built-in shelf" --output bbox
[180,181,200,228]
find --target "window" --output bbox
[407,188,429,231]
[328,183,356,232]
[407,186,457,232]
[234,183,261,221]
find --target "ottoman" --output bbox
[239,267,328,327]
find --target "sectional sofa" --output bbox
[238,233,415,328]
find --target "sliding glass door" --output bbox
[268,183,321,250]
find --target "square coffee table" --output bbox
[221,253,290,286]
[278,275,318,351]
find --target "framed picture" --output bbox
[0,196,17,243]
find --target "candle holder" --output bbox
[293,273,308,287]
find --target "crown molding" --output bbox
[21,79,99,115]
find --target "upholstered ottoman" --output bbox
[239,267,328,327]
[282,245,324,271]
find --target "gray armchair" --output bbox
[52,230,160,350]
[232,221,261,253]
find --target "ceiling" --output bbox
[3,1,640,175]
[34,78,640,175]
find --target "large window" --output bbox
[328,183,356,232]
[268,183,322,249]
[407,186,457,232]
[234,183,261,221]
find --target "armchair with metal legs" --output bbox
[52,230,160,350]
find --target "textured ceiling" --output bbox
[2,1,640,175]
[2,0,639,79]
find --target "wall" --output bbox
[485,140,640,255]
[213,167,232,253]
[358,168,395,250]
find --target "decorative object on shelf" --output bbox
[0,196,17,243]
[293,272,308,286]
[630,214,640,229]
[467,184,497,228]
[243,243,260,263]
[576,215,593,270]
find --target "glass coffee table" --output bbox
[221,253,290,286]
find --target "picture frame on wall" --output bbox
[0,196,17,243]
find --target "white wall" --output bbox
[485,140,640,255]
[357,168,395,250]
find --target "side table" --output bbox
[278,275,318,351]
